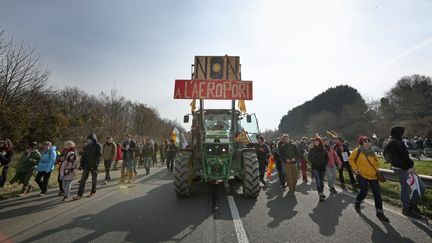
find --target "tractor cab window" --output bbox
[204,114,231,131]
[239,113,260,143]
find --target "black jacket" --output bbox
[308,146,328,170]
[384,126,413,170]
[81,133,102,170]
[255,143,270,164]
[278,141,299,163]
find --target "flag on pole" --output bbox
[407,174,422,199]
[170,127,180,147]
[238,100,246,113]
[190,99,196,113]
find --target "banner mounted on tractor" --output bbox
[173,79,253,100]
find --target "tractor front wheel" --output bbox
[173,151,193,198]
[242,150,260,198]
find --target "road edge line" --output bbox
[227,195,250,243]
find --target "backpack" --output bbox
[383,139,397,163]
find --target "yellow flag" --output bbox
[190,99,196,113]
[238,100,246,113]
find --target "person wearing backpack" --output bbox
[35,141,57,197]
[308,137,328,202]
[384,126,426,219]
[349,136,389,222]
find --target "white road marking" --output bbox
[227,195,249,243]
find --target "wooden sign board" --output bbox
[174,79,253,100]
[194,56,240,80]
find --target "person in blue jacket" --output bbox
[35,141,57,196]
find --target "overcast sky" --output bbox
[1,0,431,130]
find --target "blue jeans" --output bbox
[393,168,426,209]
[356,175,383,212]
[312,169,325,194]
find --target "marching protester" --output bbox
[113,143,123,171]
[9,142,40,197]
[59,141,78,201]
[308,137,328,202]
[74,133,102,200]
[297,137,309,183]
[334,137,357,190]
[255,136,270,186]
[167,139,178,172]
[121,134,136,183]
[35,141,57,197]
[103,136,117,184]
[0,139,14,191]
[142,138,154,175]
[57,141,76,196]
[385,126,427,219]
[161,139,168,166]
[153,141,159,166]
[323,137,342,194]
[349,136,389,222]
[270,141,284,187]
[278,134,299,195]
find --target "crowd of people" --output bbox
[0,125,428,222]
[254,125,428,222]
[0,134,178,201]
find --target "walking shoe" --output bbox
[88,192,96,197]
[39,193,46,197]
[73,195,82,200]
[103,180,107,185]
[376,213,390,222]
[340,184,346,190]
[62,196,68,201]
[330,188,338,194]
[354,202,361,213]
[411,204,422,215]
[402,207,423,219]
[319,193,326,202]
[18,192,27,197]
[58,191,64,197]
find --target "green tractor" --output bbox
[173,56,261,198]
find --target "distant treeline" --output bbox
[277,75,432,142]
[0,31,181,149]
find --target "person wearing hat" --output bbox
[323,137,342,194]
[308,137,328,201]
[349,136,389,222]
[74,133,102,200]
[385,126,426,219]
[9,142,41,197]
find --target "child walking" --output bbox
[59,141,78,201]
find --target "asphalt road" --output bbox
[0,165,431,243]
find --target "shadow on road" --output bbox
[266,181,298,228]
[359,213,415,243]
[308,192,350,236]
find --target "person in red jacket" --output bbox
[323,137,341,194]
[113,143,123,171]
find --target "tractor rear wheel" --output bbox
[242,150,260,198]
[173,151,193,198]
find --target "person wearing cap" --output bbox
[323,137,342,194]
[10,142,41,197]
[349,136,389,222]
[385,126,426,219]
[35,141,57,196]
[74,133,102,200]
[278,134,300,195]
[308,137,328,202]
